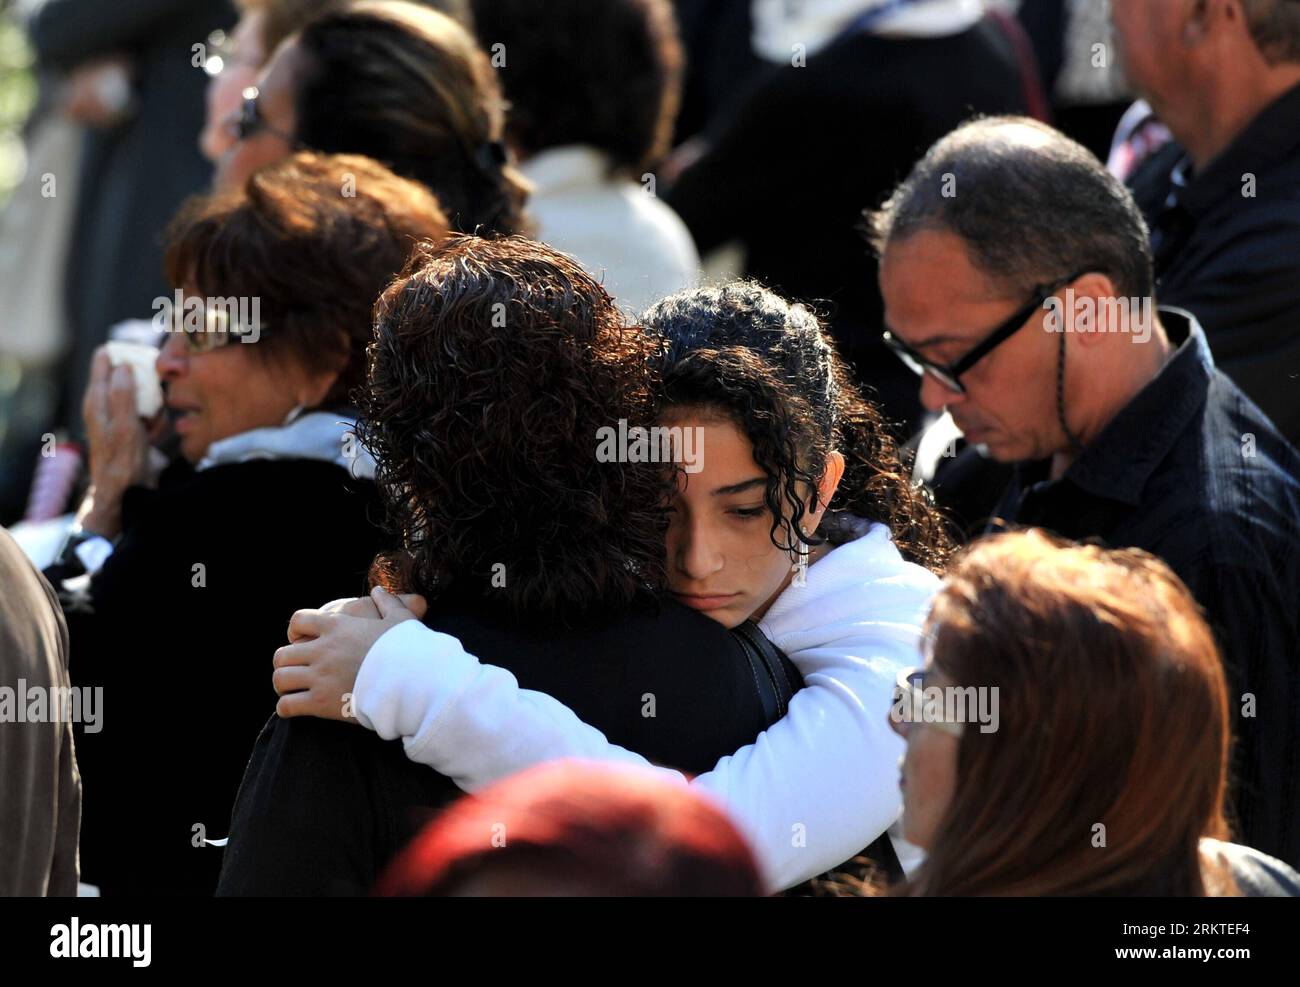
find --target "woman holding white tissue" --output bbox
[52,153,450,897]
[273,281,952,893]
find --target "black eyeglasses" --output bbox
[882,268,1093,394]
[232,87,301,146]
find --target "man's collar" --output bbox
[1019,308,1212,507]
[1178,81,1300,217]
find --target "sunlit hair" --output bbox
[234,0,473,58]
[904,529,1234,896]
[375,761,763,896]
[292,1,530,234]
[164,151,449,408]
[644,281,953,573]
[359,234,672,620]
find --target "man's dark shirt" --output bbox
[992,309,1300,867]
[1128,82,1300,445]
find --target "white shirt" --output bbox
[520,145,700,314]
[353,524,939,891]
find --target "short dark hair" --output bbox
[1242,0,1300,63]
[361,234,673,620]
[164,152,449,408]
[470,0,684,175]
[865,116,1155,300]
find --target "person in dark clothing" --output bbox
[25,0,236,439]
[664,2,1040,434]
[47,153,450,895]
[869,116,1300,867]
[216,236,804,896]
[0,527,81,896]
[1112,0,1300,445]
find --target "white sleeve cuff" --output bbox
[74,535,115,575]
[352,620,480,740]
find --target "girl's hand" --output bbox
[272,587,427,721]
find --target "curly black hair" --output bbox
[646,281,954,573]
[358,234,672,620]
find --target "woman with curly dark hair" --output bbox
[273,279,952,893]
[217,240,802,896]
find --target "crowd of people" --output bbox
[1,0,1298,899]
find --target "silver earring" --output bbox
[790,528,809,586]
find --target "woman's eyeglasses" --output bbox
[881,269,1094,394]
[232,87,301,146]
[892,665,964,737]
[169,305,263,354]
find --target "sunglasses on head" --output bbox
[232,86,302,146]
[882,268,1095,394]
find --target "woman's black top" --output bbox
[215,592,802,896]
[52,457,386,897]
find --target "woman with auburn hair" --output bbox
[215,0,530,236]
[269,280,950,893]
[52,152,449,896]
[376,761,764,897]
[891,529,1299,897]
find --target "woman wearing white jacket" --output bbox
[273,281,951,892]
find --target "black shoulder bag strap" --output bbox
[730,619,797,724]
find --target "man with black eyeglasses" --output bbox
[867,116,1300,869]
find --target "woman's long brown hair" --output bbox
[903,530,1234,896]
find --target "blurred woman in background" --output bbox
[469,0,699,311]
[198,0,474,162]
[891,529,1300,897]
[215,0,529,234]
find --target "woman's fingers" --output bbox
[275,685,351,722]
[275,690,317,719]
[397,593,429,619]
[287,608,330,643]
[271,665,314,695]
[371,586,420,622]
[273,640,315,669]
[107,364,139,421]
[334,596,383,619]
[83,349,111,425]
